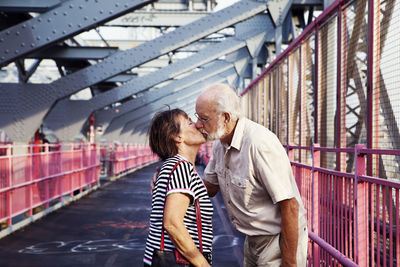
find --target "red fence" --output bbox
[0,143,100,232]
[197,142,213,165]
[289,144,400,266]
[241,0,400,265]
[99,143,158,177]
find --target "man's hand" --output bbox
[150,167,160,194]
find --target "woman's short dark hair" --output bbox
[148,108,187,160]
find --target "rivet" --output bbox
[68,23,72,27]
[52,30,56,34]
[69,4,74,8]
[62,31,66,34]
[46,37,50,41]
[78,24,82,28]
[36,36,41,40]
[31,25,35,29]
[31,43,35,47]
[22,24,26,28]
[21,42,25,47]
[63,12,67,16]
[6,30,10,35]
[1,56,4,60]
[109,10,113,14]
[47,18,52,22]
[79,5,83,9]
[99,10,103,14]
[38,18,42,22]
[5,49,9,54]
[84,16,88,20]
[53,11,58,15]
[0,38,3,42]
[15,50,19,54]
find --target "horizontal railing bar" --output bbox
[308,231,358,267]
[0,164,100,193]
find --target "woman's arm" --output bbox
[164,193,210,267]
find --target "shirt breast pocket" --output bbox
[231,176,254,207]
[231,176,247,188]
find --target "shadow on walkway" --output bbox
[0,162,244,267]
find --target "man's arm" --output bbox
[279,197,299,267]
[203,180,219,197]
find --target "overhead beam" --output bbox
[28,46,119,60]
[0,0,61,13]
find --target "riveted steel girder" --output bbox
[44,23,269,141]
[0,0,267,142]
[0,0,155,67]
[100,65,238,142]
[28,46,119,60]
[0,0,61,13]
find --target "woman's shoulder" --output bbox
[160,155,191,173]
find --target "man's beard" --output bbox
[200,120,225,141]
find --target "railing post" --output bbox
[355,144,367,267]
[44,144,49,208]
[6,144,12,226]
[312,143,320,266]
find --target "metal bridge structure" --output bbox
[1,0,400,266]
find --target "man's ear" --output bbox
[223,112,231,123]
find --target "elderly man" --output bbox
[194,83,308,267]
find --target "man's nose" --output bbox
[195,120,203,129]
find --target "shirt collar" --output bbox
[226,117,245,151]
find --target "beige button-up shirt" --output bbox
[204,118,306,236]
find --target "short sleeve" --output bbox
[252,136,296,204]
[166,161,196,201]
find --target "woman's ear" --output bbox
[173,134,182,143]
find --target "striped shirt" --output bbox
[143,155,214,265]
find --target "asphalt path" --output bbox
[0,162,244,267]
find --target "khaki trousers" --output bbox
[243,216,308,267]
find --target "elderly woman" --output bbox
[143,109,213,267]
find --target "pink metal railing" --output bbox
[99,143,159,177]
[289,144,400,266]
[197,142,213,165]
[0,143,100,228]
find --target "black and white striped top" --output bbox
[143,155,214,265]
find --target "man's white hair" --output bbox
[214,84,243,121]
